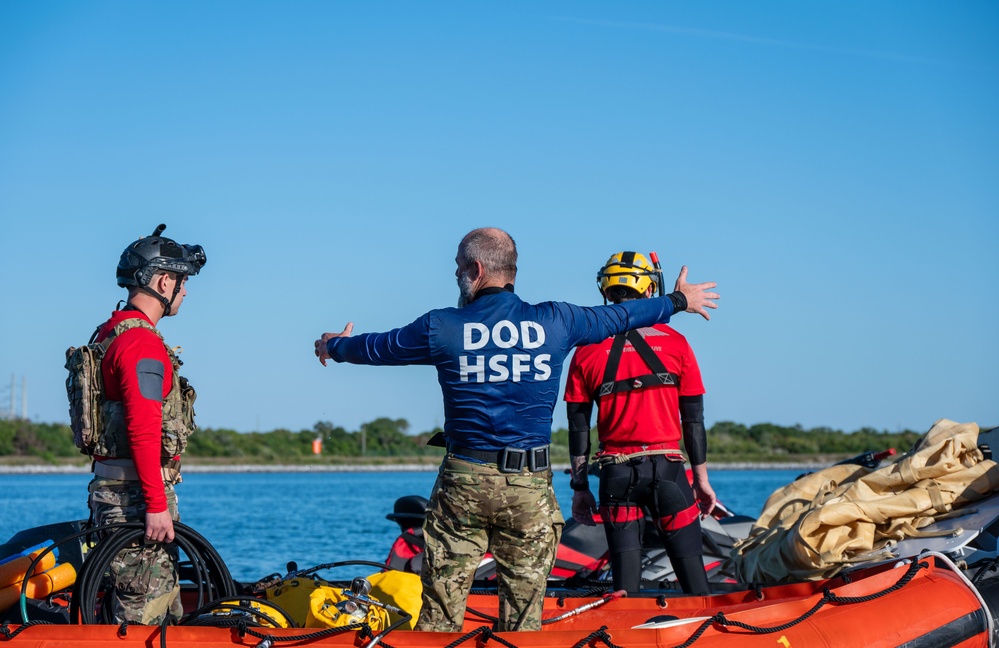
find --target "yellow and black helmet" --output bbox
[597,251,659,299]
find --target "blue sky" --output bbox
[1,2,996,439]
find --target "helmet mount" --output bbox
[117,224,207,316]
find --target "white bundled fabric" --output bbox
[730,419,999,583]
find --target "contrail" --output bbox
[551,16,947,66]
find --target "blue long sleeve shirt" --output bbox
[327,289,675,452]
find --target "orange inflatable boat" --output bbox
[0,551,992,648]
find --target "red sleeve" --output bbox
[563,347,594,403]
[103,328,173,513]
[678,338,705,397]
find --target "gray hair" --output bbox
[458,228,518,281]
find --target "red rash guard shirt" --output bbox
[96,310,175,513]
[564,323,704,450]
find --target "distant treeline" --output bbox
[0,416,930,465]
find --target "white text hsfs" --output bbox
[460,320,552,382]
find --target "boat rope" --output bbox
[970,556,999,585]
[441,625,521,648]
[570,625,625,648]
[235,619,368,646]
[0,620,52,641]
[666,559,929,648]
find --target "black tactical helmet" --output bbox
[386,495,429,526]
[116,224,207,289]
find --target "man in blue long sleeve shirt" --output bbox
[314,228,718,631]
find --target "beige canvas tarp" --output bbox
[729,419,999,584]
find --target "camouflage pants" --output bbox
[417,457,564,632]
[88,478,182,625]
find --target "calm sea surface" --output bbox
[0,469,800,582]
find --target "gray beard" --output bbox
[457,272,476,308]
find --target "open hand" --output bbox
[315,322,354,366]
[674,266,719,321]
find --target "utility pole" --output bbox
[8,373,13,419]
[21,376,27,419]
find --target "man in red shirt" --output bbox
[563,251,716,595]
[86,225,205,624]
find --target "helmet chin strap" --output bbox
[166,274,186,314]
[139,272,186,317]
[137,286,172,316]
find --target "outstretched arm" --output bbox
[674,266,719,320]
[314,313,435,367]
[314,322,354,366]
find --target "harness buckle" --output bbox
[529,446,550,472]
[499,447,526,473]
[498,445,550,473]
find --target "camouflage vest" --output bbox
[70,318,197,459]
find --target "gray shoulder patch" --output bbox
[136,359,166,401]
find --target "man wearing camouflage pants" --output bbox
[85,226,205,624]
[315,227,718,631]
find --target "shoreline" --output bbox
[0,462,825,474]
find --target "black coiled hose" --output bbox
[70,521,238,624]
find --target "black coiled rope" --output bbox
[5,520,234,625]
[70,521,238,625]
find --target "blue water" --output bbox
[0,469,800,582]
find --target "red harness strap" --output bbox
[599,504,644,523]
[599,503,700,530]
[657,503,700,531]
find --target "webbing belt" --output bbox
[450,445,551,473]
[93,458,182,485]
[598,329,679,397]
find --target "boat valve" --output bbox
[350,577,373,597]
[341,577,405,616]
